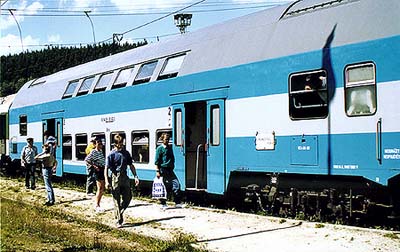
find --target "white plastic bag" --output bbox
[152,177,167,199]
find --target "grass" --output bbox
[0,197,206,252]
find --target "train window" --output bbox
[75,133,87,160]
[210,105,220,146]
[63,80,79,99]
[156,129,173,147]
[94,72,113,93]
[157,54,185,80]
[345,63,376,116]
[63,135,72,160]
[289,70,328,120]
[19,115,27,136]
[174,109,183,146]
[28,78,46,88]
[112,67,134,89]
[133,61,157,85]
[91,133,106,154]
[110,132,126,150]
[77,76,95,96]
[132,131,149,163]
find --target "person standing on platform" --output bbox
[85,137,97,196]
[35,144,57,206]
[21,137,38,190]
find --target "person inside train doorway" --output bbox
[85,138,106,213]
[85,137,97,196]
[43,130,57,157]
[21,137,38,190]
[35,143,57,206]
[105,134,139,228]
[155,133,184,210]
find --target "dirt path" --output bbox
[1,177,399,252]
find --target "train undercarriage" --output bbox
[228,171,400,229]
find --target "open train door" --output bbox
[42,118,63,176]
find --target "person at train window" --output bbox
[155,133,184,210]
[35,143,57,206]
[21,137,38,190]
[85,139,106,213]
[105,134,140,228]
[44,130,57,157]
[85,137,97,196]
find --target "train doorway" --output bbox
[42,118,63,176]
[172,99,226,194]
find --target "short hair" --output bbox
[113,134,124,148]
[161,133,170,140]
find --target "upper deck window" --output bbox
[158,54,185,80]
[28,78,46,88]
[63,80,79,99]
[77,76,95,96]
[345,63,376,116]
[289,70,328,120]
[133,61,157,85]
[94,72,113,93]
[112,67,134,89]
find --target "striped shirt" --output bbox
[21,145,38,164]
[85,149,105,167]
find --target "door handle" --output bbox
[376,118,382,164]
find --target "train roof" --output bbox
[0,94,16,114]
[11,0,400,109]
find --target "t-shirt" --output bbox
[106,149,132,173]
[85,149,105,168]
[21,145,38,164]
[35,153,56,168]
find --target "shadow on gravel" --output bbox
[58,197,91,204]
[196,222,303,243]
[123,216,186,227]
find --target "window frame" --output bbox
[77,76,95,96]
[110,131,126,150]
[112,67,134,89]
[133,61,158,85]
[63,80,79,99]
[289,69,328,120]
[210,105,220,146]
[344,62,377,117]
[62,134,72,160]
[19,115,27,136]
[131,130,149,164]
[174,109,183,146]
[157,54,185,80]
[75,133,87,161]
[94,72,113,93]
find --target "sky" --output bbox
[0,0,291,56]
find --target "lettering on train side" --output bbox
[384,148,400,160]
[333,164,359,170]
[101,116,115,123]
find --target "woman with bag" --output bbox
[154,133,184,210]
[105,134,139,228]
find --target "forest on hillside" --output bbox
[0,41,147,97]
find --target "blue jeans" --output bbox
[25,163,36,189]
[160,168,181,205]
[42,167,55,203]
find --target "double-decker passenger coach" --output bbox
[8,0,400,223]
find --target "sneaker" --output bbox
[44,201,54,206]
[175,203,186,208]
[95,206,104,213]
[161,204,168,211]
[87,193,95,197]
[116,222,123,228]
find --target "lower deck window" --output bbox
[63,135,72,160]
[132,131,149,163]
[75,134,87,160]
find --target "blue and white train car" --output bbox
[8,0,400,219]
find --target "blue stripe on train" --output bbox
[9,35,400,124]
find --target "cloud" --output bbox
[47,34,62,44]
[0,1,44,30]
[0,34,40,56]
